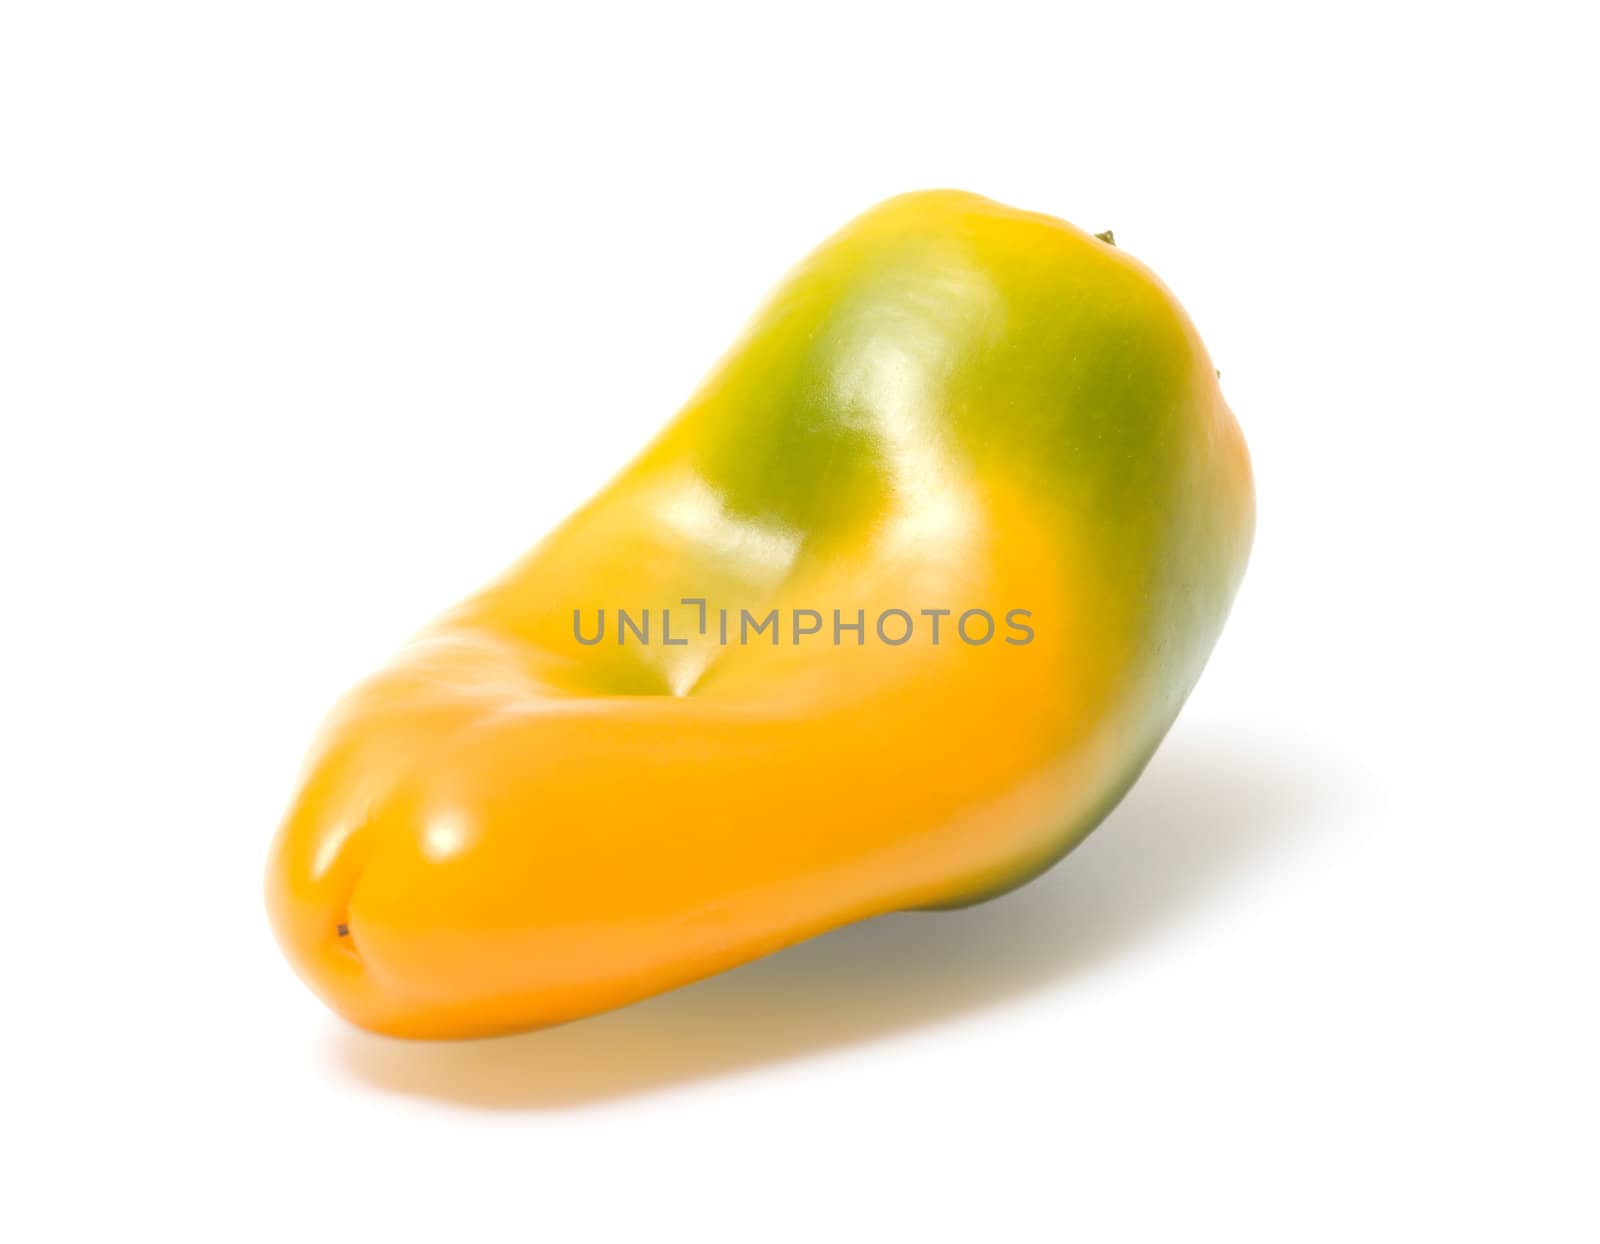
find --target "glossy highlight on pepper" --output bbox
[266,190,1255,1039]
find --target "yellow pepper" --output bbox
[266,190,1254,1039]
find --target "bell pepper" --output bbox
[265,190,1254,1039]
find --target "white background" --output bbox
[3,3,1596,1240]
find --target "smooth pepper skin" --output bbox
[266,191,1254,1039]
